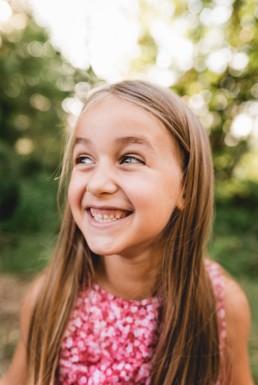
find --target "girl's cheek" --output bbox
[68,178,78,206]
[67,185,74,210]
[68,174,87,211]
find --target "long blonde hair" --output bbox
[27,80,221,384]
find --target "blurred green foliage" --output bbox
[211,199,258,278]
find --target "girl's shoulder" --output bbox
[206,260,251,329]
[222,270,253,383]
[205,259,251,310]
[19,273,46,337]
[205,259,251,348]
[206,260,254,385]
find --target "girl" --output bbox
[1,80,254,385]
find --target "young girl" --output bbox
[1,80,254,385]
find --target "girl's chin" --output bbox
[85,238,135,258]
[86,241,120,257]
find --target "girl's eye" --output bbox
[75,156,94,165]
[120,155,145,164]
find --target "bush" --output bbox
[1,171,60,234]
[210,197,258,278]
[0,141,20,220]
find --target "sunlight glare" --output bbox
[147,66,176,87]
[62,97,83,116]
[0,0,12,23]
[230,52,249,71]
[200,5,232,26]
[231,114,253,138]
[206,48,232,74]
[88,0,140,81]
[150,19,194,72]
[198,29,224,54]
[28,0,140,80]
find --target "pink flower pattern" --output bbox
[56,261,226,385]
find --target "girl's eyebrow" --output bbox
[74,137,91,147]
[114,136,155,153]
[73,136,155,153]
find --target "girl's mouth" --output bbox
[89,208,132,223]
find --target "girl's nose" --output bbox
[86,164,118,196]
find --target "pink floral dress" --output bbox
[56,261,226,385]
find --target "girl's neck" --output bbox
[96,251,161,300]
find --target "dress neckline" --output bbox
[89,282,160,307]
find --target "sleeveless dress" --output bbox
[56,261,226,385]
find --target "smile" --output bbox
[89,208,131,223]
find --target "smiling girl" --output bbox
[0,80,254,385]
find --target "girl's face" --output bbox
[68,95,184,260]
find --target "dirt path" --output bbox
[0,274,30,375]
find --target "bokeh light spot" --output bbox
[30,94,51,111]
[231,114,253,138]
[15,137,35,155]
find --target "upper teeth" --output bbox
[90,209,127,222]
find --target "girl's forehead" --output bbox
[75,95,170,141]
[81,94,141,117]
[77,94,164,130]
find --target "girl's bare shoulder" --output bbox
[221,270,254,385]
[221,269,251,334]
[22,273,45,313]
[206,260,251,343]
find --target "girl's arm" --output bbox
[224,275,255,385]
[0,276,44,385]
